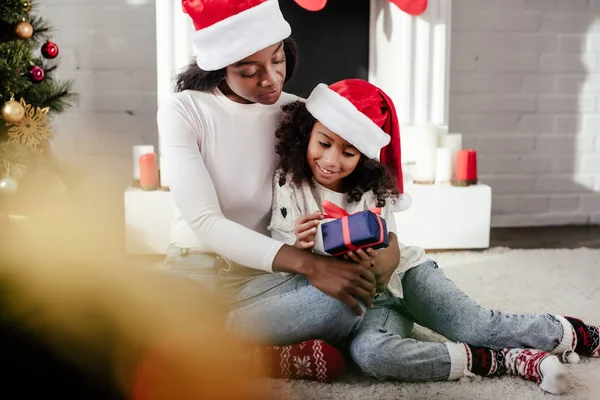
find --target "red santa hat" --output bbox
[305,79,411,211]
[182,0,292,71]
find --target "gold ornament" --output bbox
[6,98,54,149]
[23,1,33,13]
[15,20,33,40]
[1,98,25,123]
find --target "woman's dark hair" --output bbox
[175,37,298,93]
[275,101,400,207]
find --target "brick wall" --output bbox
[450,0,600,226]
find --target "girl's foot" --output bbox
[446,343,568,395]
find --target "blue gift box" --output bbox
[321,210,389,256]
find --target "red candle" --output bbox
[454,149,478,186]
[140,152,158,191]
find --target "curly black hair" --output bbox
[275,101,399,207]
[175,37,298,93]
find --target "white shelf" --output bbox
[124,183,492,254]
[395,183,492,250]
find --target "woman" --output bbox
[158,0,372,382]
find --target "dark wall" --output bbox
[280,0,370,98]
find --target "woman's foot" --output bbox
[254,339,346,383]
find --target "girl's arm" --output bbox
[268,173,322,250]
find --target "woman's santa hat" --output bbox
[182,0,291,71]
[305,79,412,211]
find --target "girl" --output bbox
[268,78,600,394]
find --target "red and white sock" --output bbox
[253,339,346,383]
[446,343,568,395]
[564,316,600,357]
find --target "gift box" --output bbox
[320,201,389,257]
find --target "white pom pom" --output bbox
[459,376,472,384]
[391,192,412,212]
[565,351,580,364]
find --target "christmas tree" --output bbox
[0,0,74,214]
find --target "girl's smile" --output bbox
[306,121,360,192]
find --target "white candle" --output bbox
[426,123,449,147]
[441,133,463,178]
[435,148,452,184]
[413,126,438,183]
[132,145,155,181]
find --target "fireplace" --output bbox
[279,0,370,98]
[125,1,490,255]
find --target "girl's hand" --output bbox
[293,212,324,250]
[344,248,377,270]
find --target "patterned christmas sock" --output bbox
[446,343,567,395]
[565,316,600,357]
[253,339,346,383]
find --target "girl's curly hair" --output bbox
[275,100,399,207]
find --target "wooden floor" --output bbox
[490,226,600,249]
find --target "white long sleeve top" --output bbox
[157,87,298,272]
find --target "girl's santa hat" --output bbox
[182,0,291,71]
[305,79,411,211]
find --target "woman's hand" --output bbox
[293,212,323,250]
[303,255,376,316]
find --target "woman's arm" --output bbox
[272,246,376,314]
[159,96,284,272]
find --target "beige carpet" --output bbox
[267,247,600,399]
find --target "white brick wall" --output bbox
[450,0,600,226]
[39,0,158,186]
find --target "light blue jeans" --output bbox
[163,246,564,381]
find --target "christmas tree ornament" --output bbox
[0,176,19,194]
[7,98,54,149]
[41,41,59,59]
[22,1,33,13]
[15,20,34,40]
[28,65,45,83]
[1,97,26,123]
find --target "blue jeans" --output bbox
[163,247,564,381]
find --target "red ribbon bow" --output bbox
[321,200,381,219]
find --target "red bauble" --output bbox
[28,65,45,83]
[41,41,59,59]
